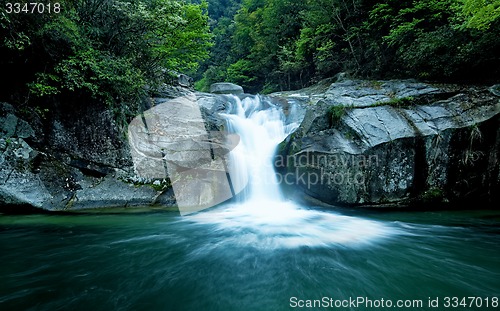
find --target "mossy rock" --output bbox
[420,187,445,203]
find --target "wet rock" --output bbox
[0,100,171,212]
[323,79,440,107]
[489,84,500,97]
[153,83,194,99]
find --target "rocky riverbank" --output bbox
[274,78,500,208]
[1,84,186,212]
[1,78,499,212]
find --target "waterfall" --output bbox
[221,95,299,203]
[187,94,396,249]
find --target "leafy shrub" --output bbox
[421,187,445,204]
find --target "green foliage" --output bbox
[459,0,500,30]
[28,74,60,96]
[1,0,212,107]
[373,96,415,108]
[199,0,499,93]
[195,65,228,91]
[328,105,349,127]
[193,1,242,88]
[0,10,31,50]
[363,0,499,80]
[226,59,257,87]
[421,187,445,203]
[194,76,210,92]
[221,0,308,92]
[150,179,172,191]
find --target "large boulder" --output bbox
[152,83,194,99]
[0,100,162,211]
[128,94,245,215]
[0,137,52,209]
[196,92,229,131]
[210,82,244,95]
[0,103,35,139]
[276,80,500,207]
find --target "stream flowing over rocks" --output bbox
[1,79,499,212]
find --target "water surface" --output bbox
[1,207,499,310]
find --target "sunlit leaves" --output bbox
[459,0,500,30]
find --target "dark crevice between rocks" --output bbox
[202,102,238,198]
[446,115,500,206]
[410,136,429,201]
[69,158,114,178]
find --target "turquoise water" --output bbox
[1,205,499,310]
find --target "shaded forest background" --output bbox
[1,0,498,110]
[0,0,211,116]
[196,0,500,93]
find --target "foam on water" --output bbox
[188,200,395,248]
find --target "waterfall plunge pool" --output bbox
[1,95,499,310]
[1,208,499,310]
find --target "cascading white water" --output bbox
[188,95,397,248]
[221,95,298,202]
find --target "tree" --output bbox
[0,0,212,105]
[363,0,500,80]
[459,0,500,30]
[196,0,499,93]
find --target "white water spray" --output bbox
[188,95,397,248]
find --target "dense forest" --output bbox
[196,0,500,93]
[1,0,499,107]
[0,0,212,114]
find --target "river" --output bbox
[1,208,499,310]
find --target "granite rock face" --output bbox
[2,78,499,212]
[128,94,244,215]
[0,90,242,212]
[210,82,244,95]
[0,100,163,211]
[276,80,500,207]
